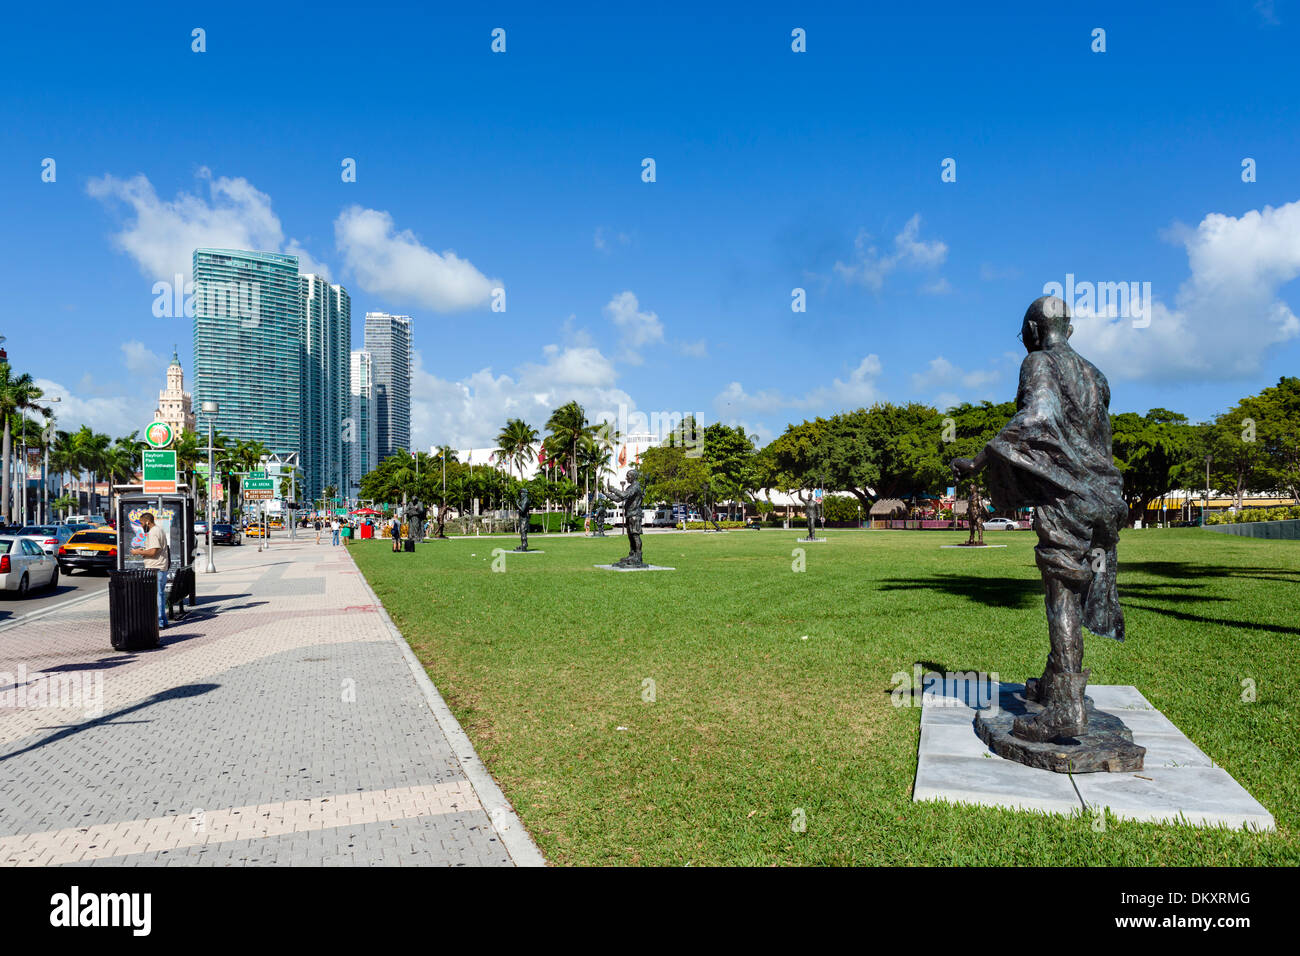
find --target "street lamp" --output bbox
[201,401,219,573]
[258,454,270,551]
[34,396,62,524]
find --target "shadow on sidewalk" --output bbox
[0,683,220,763]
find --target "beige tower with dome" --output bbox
[155,346,197,436]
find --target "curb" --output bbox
[343,544,547,867]
[0,584,108,633]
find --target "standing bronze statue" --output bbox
[434,501,450,539]
[592,496,608,537]
[802,494,819,541]
[952,296,1141,771]
[514,487,532,552]
[962,477,985,546]
[603,470,646,567]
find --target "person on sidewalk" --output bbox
[129,511,171,631]
[390,514,401,552]
[331,518,341,546]
[315,518,322,545]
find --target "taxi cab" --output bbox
[57,526,119,575]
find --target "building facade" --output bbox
[363,312,413,463]
[154,347,197,435]
[346,349,379,501]
[192,248,303,459]
[301,275,351,502]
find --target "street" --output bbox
[0,568,110,629]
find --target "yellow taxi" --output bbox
[57,526,118,575]
[244,523,268,537]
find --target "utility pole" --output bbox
[200,401,219,572]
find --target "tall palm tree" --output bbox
[50,429,77,518]
[496,418,539,480]
[0,362,46,522]
[545,400,589,483]
[81,429,112,517]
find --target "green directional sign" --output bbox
[194,462,210,477]
[246,470,267,480]
[244,478,275,501]
[142,450,177,494]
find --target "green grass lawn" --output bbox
[351,528,1299,866]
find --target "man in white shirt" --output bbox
[331,518,341,546]
[129,512,171,630]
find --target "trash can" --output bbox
[360,524,373,539]
[403,539,415,552]
[109,569,161,650]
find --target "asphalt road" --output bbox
[0,566,110,629]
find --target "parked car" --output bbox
[643,506,675,527]
[212,523,243,546]
[57,527,118,574]
[983,517,1020,531]
[65,514,110,527]
[0,535,60,595]
[17,525,78,554]
[195,519,208,535]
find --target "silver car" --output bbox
[0,535,60,596]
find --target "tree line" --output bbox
[375,376,1300,528]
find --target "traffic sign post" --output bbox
[142,450,178,494]
[243,478,275,502]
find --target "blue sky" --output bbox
[2,1,1297,450]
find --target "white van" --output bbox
[644,506,674,527]
[607,506,626,527]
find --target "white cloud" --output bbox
[121,341,165,377]
[911,356,1002,393]
[409,344,633,450]
[36,377,153,438]
[714,354,885,416]
[1070,199,1300,381]
[835,214,948,291]
[334,206,498,312]
[86,168,328,281]
[603,291,664,363]
[594,227,631,253]
[677,338,709,358]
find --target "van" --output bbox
[644,506,674,527]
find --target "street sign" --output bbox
[142,450,178,494]
[244,478,275,501]
[246,470,267,480]
[194,462,210,477]
[144,421,174,448]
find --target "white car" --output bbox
[983,517,1020,531]
[0,535,60,596]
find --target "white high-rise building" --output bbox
[363,312,413,463]
[347,349,379,501]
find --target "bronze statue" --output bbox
[593,496,608,537]
[434,501,450,539]
[700,484,723,532]
[952,296,1139,770]
[803,494,819,541]
[514,487,532,552]
[963,478,984,545]
[603,470,646,567]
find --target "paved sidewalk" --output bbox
[0,535,543,866]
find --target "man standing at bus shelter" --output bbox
[129,512,171,631]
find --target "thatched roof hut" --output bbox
[869,498,906,518]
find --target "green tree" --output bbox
[496,418,539,479]
[1110,409,1195,524]
[0,362,47,522]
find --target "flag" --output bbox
[539,448,547,464]
[618,445,627,467]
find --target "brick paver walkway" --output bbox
[0,536,542,866]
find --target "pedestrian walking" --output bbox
[129,512,171,631]
[331,518,341,546]
[315,518,322,545]
[390,514,401,552]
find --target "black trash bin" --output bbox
[403,539,415,552]
[109,569,161,650]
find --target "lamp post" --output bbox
[258,454,270,551]
[201,401,219,572]
[35,397,62,524]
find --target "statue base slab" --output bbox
[796,537,828,543]
[914,682,1274,829]
[511,548,544,553]
[940,544,1007,549]
[974,688,1146,773]
[593,564,676,572]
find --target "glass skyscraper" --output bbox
[363,312,413,463]
[301,275,351,502]
[192,248,353,505]
[192,249,303,460]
